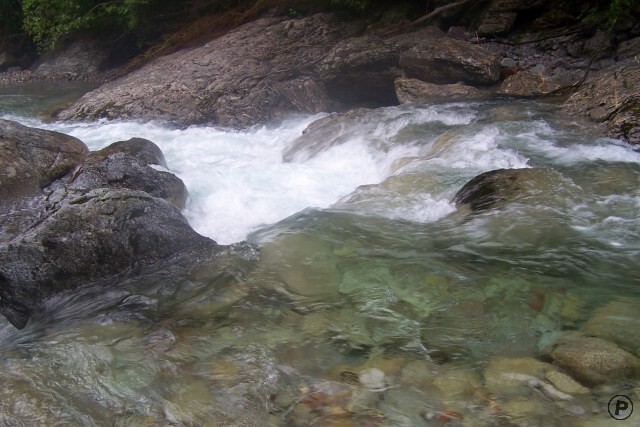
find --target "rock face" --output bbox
[399,36,500,85]
[0,120,218,329]
[32,41,109,80]
[58,14,360,127]
[562,58,640,145]
[497,69,582,97]
[57,14,500,128]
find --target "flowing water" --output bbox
[1,84,639,426]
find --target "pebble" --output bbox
[358,368,386,391]
[500,57,517,67]
[544,370,590,395]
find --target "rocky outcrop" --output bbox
[32,41,109,80]
[562,58,640,145]
[399,36,500,85]
[451,168,574,213]
[317,26,444,107]
[57,14,501,127]
[57,14,360,127]
[0,120,218,329]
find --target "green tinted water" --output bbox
[0,87,639,426]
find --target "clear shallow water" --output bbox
[1,88,640,426]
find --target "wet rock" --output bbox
[452,168,573,213]
[0,188,217,328]
[432,367,482,401]
[358,368,386,391]
[584,299,640,356]
[394,78,484,103]
[0,119,88,207]
[328,308,374,353]
[562,58,640,145]
[69,138,188,209]
[399,37,500,85]
[282,109,370,162]
[547,332,640,386]
[544,371,590,395]
[58,14,360,127]
[0,120,219,329]
[255,233,339,299]
[475,0,549,35]
[484,357,556,397]
[399,359,440,387]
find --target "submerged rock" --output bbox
[584,299,640,357]
[546,332,640,386]
[0,120,218,328]
[451,168,573,213]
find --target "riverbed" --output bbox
[1,83,639,426]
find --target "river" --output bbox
[1,83,639,425]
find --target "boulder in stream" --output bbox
[0,119,218,329]
[451,168,576,213]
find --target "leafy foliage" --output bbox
[21,0,188,52]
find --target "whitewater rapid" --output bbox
[5,101,640,245]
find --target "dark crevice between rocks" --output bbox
[325,78,400,110]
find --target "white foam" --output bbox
[425,126,530,170]
[36,116,401,244]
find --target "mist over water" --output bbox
[1,91,640,425]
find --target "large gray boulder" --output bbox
[562,58,640,145]
[57,13,504,128]
[57,14,360,127]
[0,120,218,329]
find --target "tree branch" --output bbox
[380,0,471,37]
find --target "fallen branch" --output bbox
[380,0,471,37]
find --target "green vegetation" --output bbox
[0,0,638,56]
[21,0,188,52]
